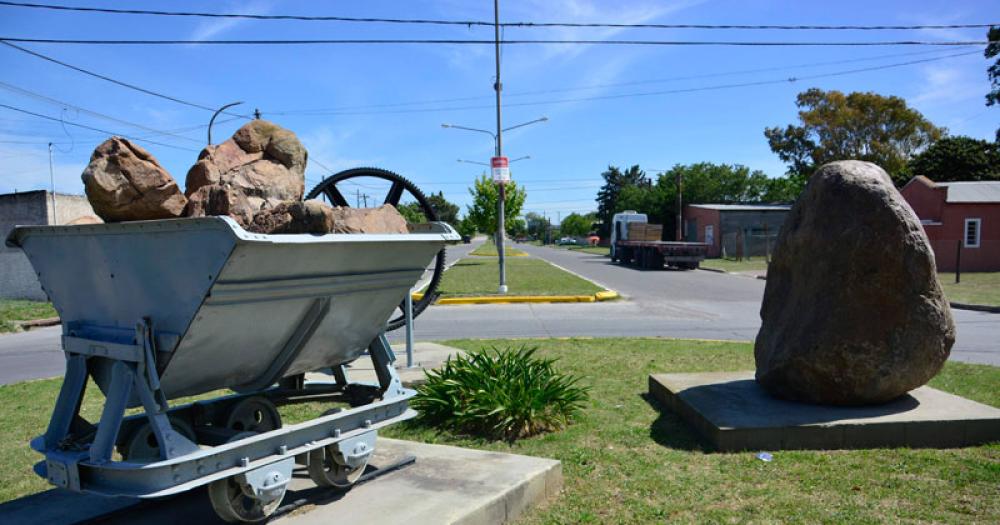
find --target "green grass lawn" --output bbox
[553,244,610,256]
[0,300,57,333]
[468,244,528,257]
[2,338,995,522]
[700,257,771,273]
[437,257,603,297]
[939,272,1000,307]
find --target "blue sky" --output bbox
[0,0,996,222]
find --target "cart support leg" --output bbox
[368,334,405,399]
[44,354,89,450]
[90,361,134,463]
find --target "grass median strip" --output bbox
[939,272,1000,307]
[468,244,528,257]
[0,338,996,522]
[435,257,603,298]
[0,300,57,333]
[700,257,771,273]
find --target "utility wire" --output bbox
[0,80,203,143]
[0,41,252,119]
[0,2,994,30]
[272,46,973,114]
[0,103,200,151]
[270,50,983,116]
[0,37,991,46]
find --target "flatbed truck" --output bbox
[610,211,707,270]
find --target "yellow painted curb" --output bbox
[412,289,619,305]
[594,290,620,301]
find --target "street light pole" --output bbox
[493,0,507,293]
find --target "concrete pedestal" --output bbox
[649,371,1000,451]
[0,439,561,525]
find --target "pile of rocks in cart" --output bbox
[78,119,408,234]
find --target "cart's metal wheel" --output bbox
[208,474,285,523]
[306,444,368,489]
[305,167,446,331]
[224,396,282,434]
[119,417,196,462]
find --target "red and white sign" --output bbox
[491,156,510,184]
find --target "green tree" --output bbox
[456,216,477,237]
[595,165,648,237]
[908,136,1000,182]
[985,26,999,141]
[765,88,945,185]
[426,191,459,227]
[525,212,549,240]
[395,202,426,223]
[559,213,592,237]
[986,26,1000,107]
[465,174,527,237]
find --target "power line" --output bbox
[0,2,994,31]
[0,103,200,151]
[0,41,252,119]
[0,80,203,143]
[0,37,991,47]
[274,50,983,116]
[271,47,973,115]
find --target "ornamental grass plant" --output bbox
[412,346,588,441]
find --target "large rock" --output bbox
[81,137,187,222]
[249,200,334,234]
[754,161,955,406]
[248,202,409,235]
[184,184,256,228]
[329,204,409,234]
[185,120,306,212]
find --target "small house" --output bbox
[683,203,791,258]
[900,176,1000,272]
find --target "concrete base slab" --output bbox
[649,371,1000,451]
[0,439,560,525]
[306,341,464,387]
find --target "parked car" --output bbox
[461,234,471,243]
[557,237,576,245]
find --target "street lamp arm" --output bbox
[441,124,496,140]
[501,116,548,133]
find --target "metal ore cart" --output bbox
[7,216,458,522]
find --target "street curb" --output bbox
[468,253,530,257]
[950,302,1000,313]
[412,289,619,305]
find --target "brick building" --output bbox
[1,190,94,300]
[683,204,791,258]
[900,176,1000,272]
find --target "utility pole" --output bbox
[47,142,57,225]
[356,188,361,208]
[675,171,683,241]
[493,0,507,293]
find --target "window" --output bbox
[964,218,981,248]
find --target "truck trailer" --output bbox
[609,211,707,270]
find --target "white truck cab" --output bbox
[610,211,647,259]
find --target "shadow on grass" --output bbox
[641,392,712,452]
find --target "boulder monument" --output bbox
[754,160,955,405]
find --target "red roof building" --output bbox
[900,176,1000,272]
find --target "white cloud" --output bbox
[909,62,986,108]
[297,126,382,184]
[189,0,274,41]
[0,140,87,195]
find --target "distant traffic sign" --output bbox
[491,156,510,184]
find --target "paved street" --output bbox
[400,243,999,366]
[0,240,996,385]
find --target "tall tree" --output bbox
[595,165,648,237]
[986,25,999,141]
[765,88,945,185]
[908,136,1000,182]
[465,174,527,237]
[524,212,549,240]
[559,213,592,237]
[426,191,459,227]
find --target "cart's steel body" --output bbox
[7,217,456,517]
